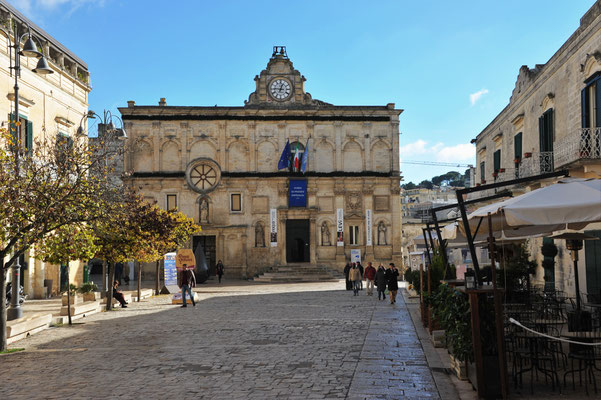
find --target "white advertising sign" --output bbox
[336,208,344,246]
[270,208,278,247]
[351,249,361,263]
[365,209,372,246]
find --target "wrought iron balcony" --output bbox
[518,151,554,177]
[554,127,601,168]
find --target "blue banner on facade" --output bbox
[289,179,307,207]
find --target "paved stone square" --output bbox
[1,281,440,399]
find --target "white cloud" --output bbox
[11,0,105,19]
[469,89,489,105]
[400,140,475,164]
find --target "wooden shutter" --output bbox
[514,132,522,160]
[26,120,33,155]
[587,80,601,128]
[8,113,16,146]
[585,230,601,296]
[493,150,501,172]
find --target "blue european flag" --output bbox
[277,140,291,170]
[300,137,310,173]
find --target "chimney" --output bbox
[159,98,166,106]
[127,100,136,108]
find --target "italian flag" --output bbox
[293,142,300,172]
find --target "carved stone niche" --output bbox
[345,192,362,216]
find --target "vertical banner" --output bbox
[164,252,177,286]
[270,208,278,247]
[365,209,373,246]
[336,208,344,246]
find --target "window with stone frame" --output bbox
[230,193,242,212]
[166,194,177,211]
[349,225,359,245]
[8,113,33,155]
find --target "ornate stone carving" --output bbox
[199,198,209,223]
[377,221,387,245]
[255,222,265,247]
[321,221,331,246]
[346,192,362,214]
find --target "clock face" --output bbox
[269,78,292,100]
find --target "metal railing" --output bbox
[554,127,601,168]
[519,151,554,178]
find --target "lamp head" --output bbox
[20,36,41,58]
[32,56,54,75]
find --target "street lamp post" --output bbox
[78,110,127,298]
[1,19,53,321]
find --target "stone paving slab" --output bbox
[2,281,440,399]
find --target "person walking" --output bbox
[357,262,364,290]
[385,263,400,304]
[364,262,376,296]
[216,260,224,283]
[180,264,196,308]
[349,264,362,296]
[375,264,387,300]
[344,263,352,290]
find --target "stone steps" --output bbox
[253,263,343,283]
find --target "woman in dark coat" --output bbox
[375,264,387,300]
[385,263,400,304]
[344,263,352,290]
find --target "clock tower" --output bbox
[245,46,328,107]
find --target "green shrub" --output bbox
[78,282,98,294]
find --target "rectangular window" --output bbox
[538,108,554,152]
[349,225,359,245]
[166,194,177,211]
[582,74,601,128]
[480,161,485,183]
[230,193,242,212]
[493,150,501,173]
[514,132,522,161]
[8,113,33,155]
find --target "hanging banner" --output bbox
[164,252,177,286]
[289,180,307,207]
[336,208,344,246]
[366,209,373,246]
[270,208,278,247]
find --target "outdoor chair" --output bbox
[563,315,601,395]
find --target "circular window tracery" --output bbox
[186,158,221,194]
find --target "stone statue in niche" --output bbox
[377,221,387,245]
[255,223,265,247]
[321,221,331,246]
[199,199,209,223]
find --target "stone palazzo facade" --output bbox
[120,48,402,279]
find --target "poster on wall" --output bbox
[351,249,361,263]
[365,209,372,246]
[336,208,344,246]
[270,208,278,247]
[164,252,177,286]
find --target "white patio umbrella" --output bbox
[463,178,601,236]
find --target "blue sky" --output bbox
[11,0,596,184]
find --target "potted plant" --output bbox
[513,158,521,164]
[498,168,505,173]
[78,282,99,302]
[524,152,532,158]
[61,284,80,306]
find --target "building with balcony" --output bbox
[0,0,91,298]
[473,1,601,296]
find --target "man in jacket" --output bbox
[349,264,362,296]
[180,264,196,308]
[375,264,387,300]
[364,262,377,296]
